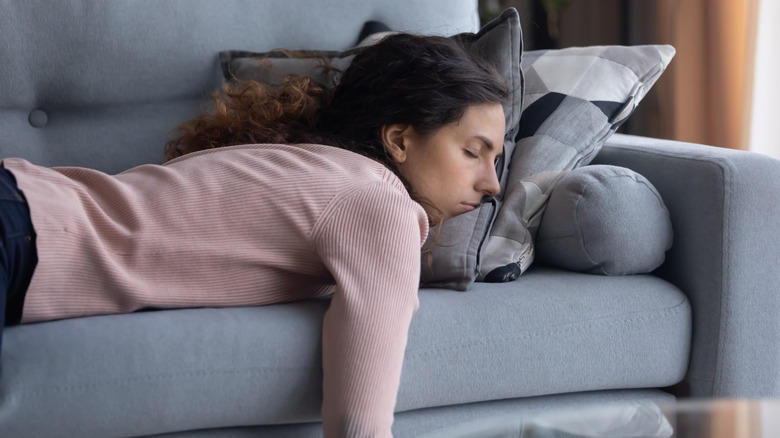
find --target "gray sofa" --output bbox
[2,1,779,437]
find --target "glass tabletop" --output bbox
[419,399,780,438]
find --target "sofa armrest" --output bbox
[593,133,780,399]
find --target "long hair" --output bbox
[165,33,509,199]
[164,75,327,158]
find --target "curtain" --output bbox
[655,0,759,149]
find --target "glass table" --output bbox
[419,399,780,438]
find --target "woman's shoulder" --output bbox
[312,170,429,247]
[166,143,380,171]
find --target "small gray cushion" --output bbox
[536,165,672,276]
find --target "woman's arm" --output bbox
[313,181,428,438]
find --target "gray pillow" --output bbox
[220,48,357,90]
[535,165,673,276]
[421,8,523,290]
[480,44,676,282]
[219,8,525,291]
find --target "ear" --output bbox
[381,124,412,164]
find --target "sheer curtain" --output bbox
[748,0,780,159]
[655,0,758,150]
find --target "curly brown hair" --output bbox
[164,75,329,160]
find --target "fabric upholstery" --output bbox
[0,267,690,437]
[536,165,673,275]
[480,45,675,282]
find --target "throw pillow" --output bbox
[535,165,673,275]
[220,48,357,90]
[219,8,525,291]
[479,44,676,282]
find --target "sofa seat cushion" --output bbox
[400,267,690,410]
[0,267,690,438]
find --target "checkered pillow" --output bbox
[479,44,675,282]
[514,45,675,175]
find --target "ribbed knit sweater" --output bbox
[3,143,429,437]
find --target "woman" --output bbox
[0,34,508,437]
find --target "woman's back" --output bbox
[4,143,428,323]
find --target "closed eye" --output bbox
[464,149,479,159]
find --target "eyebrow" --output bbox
[475,135,495,151]
[475,135,496,152]
[475,135,505,162]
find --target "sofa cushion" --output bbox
[535,165,673,275]
[0,267,690,438]
[479,44,676,282]
[220,8,525,291]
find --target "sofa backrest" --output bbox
[0,0,479,174]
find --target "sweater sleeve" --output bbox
[312,180,428,438]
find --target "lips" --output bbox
[461,202,480,212]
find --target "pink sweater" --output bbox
[3,143,429,437]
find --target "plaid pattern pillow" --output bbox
[479,44,675,283]
[516,45,675,175]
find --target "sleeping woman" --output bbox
[0,33,508,437]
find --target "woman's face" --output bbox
[388,103,506,223]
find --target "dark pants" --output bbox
[0,166,37,355]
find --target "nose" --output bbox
[478,164,501,197]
